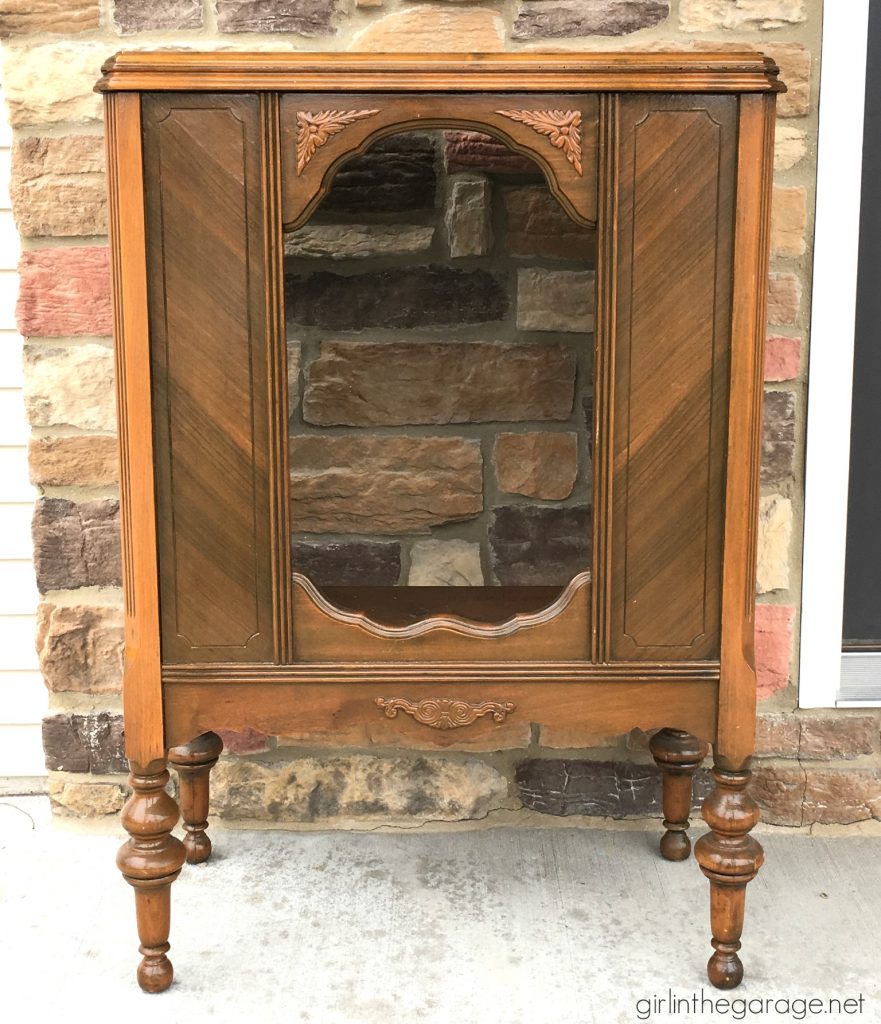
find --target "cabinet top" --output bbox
[96,50,784,95]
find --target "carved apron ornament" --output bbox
[496,109,584,175]
[375,697,516,730]
[296,109,379,174]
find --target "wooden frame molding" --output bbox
[96,51,783,95]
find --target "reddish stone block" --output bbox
[765,335,801,382]
[445,131,540,176]
[751,763,804,825]
[215,728,270,756]
[799,714,878,760]
[17,246,112,336]
[802,768,881,824]
[755,712,800,758]
[755,604,795,699]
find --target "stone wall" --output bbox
[7,0,880,828]
[286,130,594,588]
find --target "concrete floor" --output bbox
[1,797,880,1024]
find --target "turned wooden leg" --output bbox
[649,728,709,861]
[117,759,187,993]
[168,731,224,865]
[694,764,764,989]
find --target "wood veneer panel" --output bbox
[608,95,736,662]
[163,678,718,751]
[143,94,276,664]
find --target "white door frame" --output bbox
[799,0,872,707]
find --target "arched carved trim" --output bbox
[291,570,591,640]
[280,96,599,231]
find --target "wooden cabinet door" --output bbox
[600,94,737,662]
[143,94,285,664]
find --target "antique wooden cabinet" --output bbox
[97,50,782,994]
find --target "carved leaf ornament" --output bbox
[496,109,584,176]
[296,109,379,174]
[375,697,516,730]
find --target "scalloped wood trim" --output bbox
[292,572,591,640]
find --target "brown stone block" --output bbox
[755,712,800,758]
[445,131,540,176]
[36,601,123,694]
[515,757,713,816]
[762,390,796,484]
[29,435,118,487]
[320,134,438,213]
[286,266,507,330]
[799,714,878,760]
[284,223,434,260]
[802,768,881,825]
[445,176,493,258]
[505,186,596,260]
[517,268,595,333]
[751,763,804,825]
[303,340,576,426]
[210,754,509,822]
[217,0,338,34]
[349,7,505,51]
[770,43,811,118]
[513,0,669,39]
[767,272,800,326]
[11,135,106,238]
[48,777,127,816]
[774,125,807,172]
[290,435,482,534]
[113,0,203,32]
[292,539,402,586]
[17,246,112,336]
[42,711,126,774]
[32,497,122,592]
[0,0,97,36]
[494,432,579,500]
[490,505,591,585]
[771,186,808,258]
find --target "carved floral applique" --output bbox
[496,109,583,176]
[375,697,516,730]
[296,109,379,174]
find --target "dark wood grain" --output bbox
[607,95,736,662]
[143,94,276,664]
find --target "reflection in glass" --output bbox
[284,129,597,622]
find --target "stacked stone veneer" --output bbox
[286,131,594,589]
[5,0,880,827]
